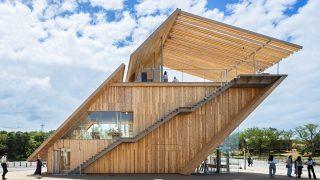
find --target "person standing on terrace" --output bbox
[172,76,179,82]
[162,71,168,82]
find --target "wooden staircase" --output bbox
[68,74,283,174]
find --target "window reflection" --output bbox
[63,111,133,140]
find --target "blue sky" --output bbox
[0,0,319,131]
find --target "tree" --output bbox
[295,123,320,155]
[0,130,53,161]
[280,130,295,140]
[239,127,292,155]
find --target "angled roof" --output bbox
[126,9,302,81]
[28,64,125,161]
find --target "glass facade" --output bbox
[63,111,133,140]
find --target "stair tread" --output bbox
[69,81,234,174]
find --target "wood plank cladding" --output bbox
[88,84,218,134]
[82,86,265,174]
[51,140,112,172]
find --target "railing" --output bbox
[139,68,231,83]
[6,161,46,168]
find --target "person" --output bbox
[1,153,8,180]
[203,158,208,174]
[268,155,277,178]
[306,156,317,179]
[286,155,293,177]
[295,156,303,178]
[34,155,43,176]
[247,156,253,167]
[162,71,168,82]
[172,76,179,82]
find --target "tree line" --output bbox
[238,123,320,156]
[0,131,53,161]
[0,123,319,161]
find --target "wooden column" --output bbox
[160,36,164,82]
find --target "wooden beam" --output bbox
[179,75,287,174]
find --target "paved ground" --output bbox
[0,170,311,180]
[2,159,319,179]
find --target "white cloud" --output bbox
[0,0,319,131]
[61,0,77,12]
[134,0,209,16]
[90,0,124,10]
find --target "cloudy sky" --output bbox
[0,0,319,131]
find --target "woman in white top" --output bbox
[268,155,277,178]
[1,153,8,179]
[162,71,168,82]
[306,156,317,179]
[286,155,293,177]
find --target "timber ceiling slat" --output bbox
[182,15,299,52]
[179,12,301,51]
[179,14,268,46]
[170,29,252,57]
[166,46,271,74]
[174,20,261,51]
[171,27,288,63]
[164,43,270,74]
[173,20,291,60]
[163,44,257,73]
[166,38,247,63]
[169,31,280,66]
[163,49,239,71]
[126,9,302,82]
[164,39,270,70]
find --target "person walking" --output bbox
[247,156,253,167]
[268,155,277,178]
[295,156,303,178]
[34,155,43,176]
[306,156,317,179]
[286,155,293,177]
[1,153,8,180]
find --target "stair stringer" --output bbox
[179,75,286,174]
[80,76,285,174]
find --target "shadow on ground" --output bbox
[43,173,295,180]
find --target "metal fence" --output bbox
[141,68,231,83]
[6,161,46,168]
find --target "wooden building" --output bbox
[28,9,301,175]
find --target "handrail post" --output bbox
[220,72,223,86]
[181,69,184,82]
[235,65,238,78]
[160,36,164,82]
[225,69,229,83]
[277,62,279,74]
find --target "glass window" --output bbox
[63,111,133,140]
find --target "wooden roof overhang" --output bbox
[126,9,302,82]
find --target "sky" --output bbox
[0,0,319,132]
